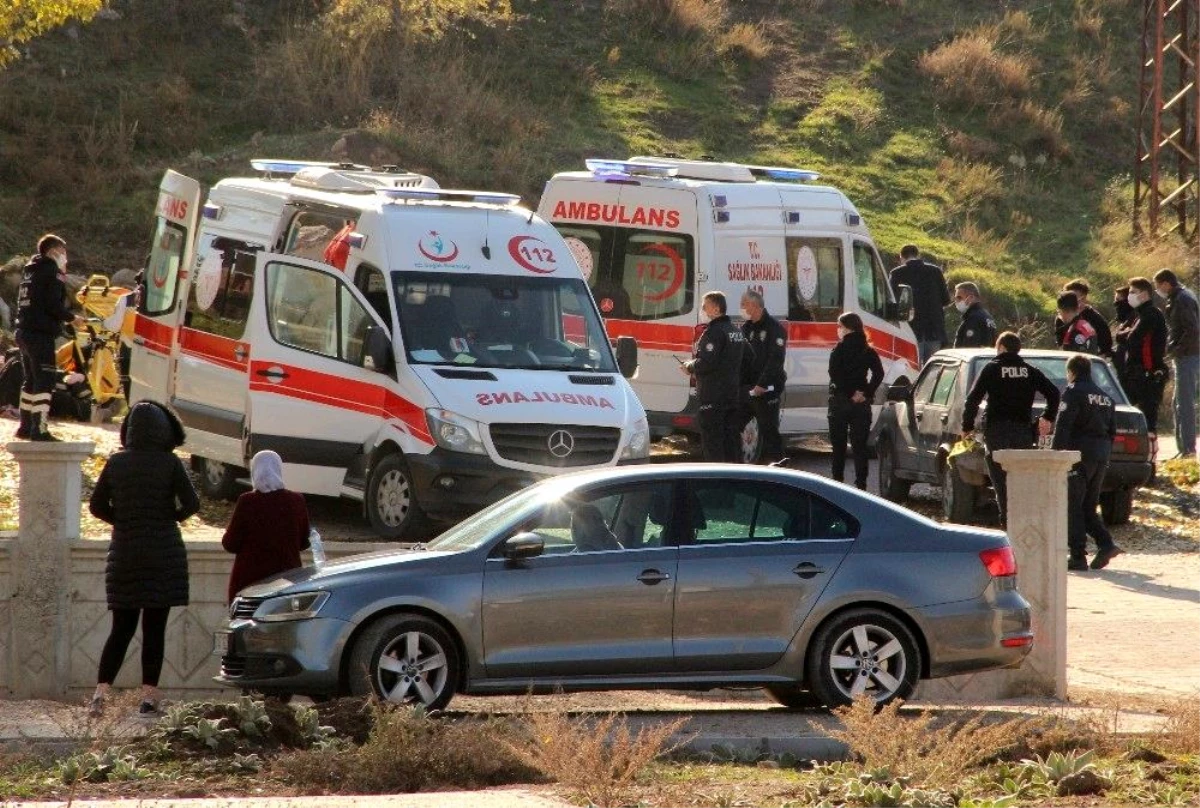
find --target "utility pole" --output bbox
[1133,0,1199,244]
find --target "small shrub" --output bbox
[718,22,771,61]
[919,33,1035,107]
[1158,695,1200,755]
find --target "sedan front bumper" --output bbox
[214,616,354,697]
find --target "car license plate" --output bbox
[212,630,232,656]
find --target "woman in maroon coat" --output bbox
[222,450,311,603]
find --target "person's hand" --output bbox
[850,391,866,404]
[750,385,766,397]
[961,429,974,442]
[1038,417,1053,437]
[71,315,86,329]
[680,360,694,375]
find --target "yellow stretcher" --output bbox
[56,274,135,413]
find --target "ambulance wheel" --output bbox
[197,456,243,501]
[366,453,430,539]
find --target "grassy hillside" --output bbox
[0,0,1194,341]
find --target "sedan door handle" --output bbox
[792,562,826,579]
[637,569,671,585]
[940,413,949,423]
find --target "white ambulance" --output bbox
[538,157,918,460]
[128,160,649,538]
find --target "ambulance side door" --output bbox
[246,254,396,496]
[128,171,200,407]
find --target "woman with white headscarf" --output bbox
[221,450,311,603]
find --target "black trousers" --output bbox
[828,399,871,488]
[1126,374,1166,433]
[748,391,783,463]
[1067,451,1114,557]
[698,403,742,463]
[983,419,1035,524]
[15,331,55,396]
[97,607,171,687]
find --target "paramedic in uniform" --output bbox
[1052,354,1122,571]
[952,282,997,349]
[739,289,787,463]
[1056,292,1099,354]
[14,234,84,440]
[961,331,1060,526]
[682,291,745,462]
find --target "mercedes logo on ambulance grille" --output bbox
[547,430,575,458]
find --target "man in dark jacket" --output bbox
[889,244,950,366]
[13,234,84,440]
[1154,268,1198,458]
[739,289,787,463]
[962,332,1060,525]
[1052,354,1121,571]
[952,282,997,348]
[1115,276,1169,470]
[1054,279,1112,357]
[1056,292,1099,354]
[683,291,745,462]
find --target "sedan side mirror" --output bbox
[886,380,912,402]
[503,531,544,560]
[362,325,394,374]
[615,335,638,379]
[886,284,914,322]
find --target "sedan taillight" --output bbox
[979,546,1017,577]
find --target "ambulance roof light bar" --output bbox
[585,159,679,179]
[747,165,821,182]
[251,159,371,176]
[377,188,522,206]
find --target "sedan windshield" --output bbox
[425,484,562,552]
[393,271,617,372]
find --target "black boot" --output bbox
[1067,554,1088,571]
[30,413,62,442]
[14,408,32,439]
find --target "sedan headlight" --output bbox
[253,592,329,622]
[621,418,651,459]
[426,409,487,455]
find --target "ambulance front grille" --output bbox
[490,423,620,467]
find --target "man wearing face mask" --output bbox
[739,289,787,463]
[952,282,997,349]
[1153,268,1198,459]
[682,291,745,462]
[14,234,85,441]
[1114,277,1169,471]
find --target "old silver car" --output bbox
[215,464,1032,709]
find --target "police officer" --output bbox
[1052,354,1122,571]
[952,281,997,348]
[1057,291,1099,354]
[962,332,1060,526]
[739,289,787,463]
[827,312,883,489]
[14,234,84,441]
[1114,276,1169,472]
[1054,279,1112,356]
[683,291,745,462]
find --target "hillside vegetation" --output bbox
[0,0,1194,341]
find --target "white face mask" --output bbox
[837,326,850,340]
[1128,291,1144,308]
[954,299,969,313]
[740,308,752,321]
[1156,286,1170,299]
[52,252,67,270]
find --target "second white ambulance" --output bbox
[539,156,918,460]
[128,160,649,538]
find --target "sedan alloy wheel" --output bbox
[349,614,459,710]
[806,609,920,707]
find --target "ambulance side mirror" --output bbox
[615,336,638,379]
[886,380,912,402]
[887,284,913,322]
[362,325,394,375]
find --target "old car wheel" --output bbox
[1099,488,1134,526]
[366,453,429,539]
[196,456,243,500]
[876,439,911,503]
[348,614,459,710]
[942,462,977,524]
[806,609,920,708]
[764,685,825,711]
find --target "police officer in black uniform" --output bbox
[14,234,83,441]
[683,291,745,462]
[1114,276,1169,473]
[739,289,787,463]
[952,281,997,348]
[1052,354,1122,571]
[962,331,1060,525]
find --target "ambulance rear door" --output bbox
[848,238,919,382]
[128,171,200,407]
[547,181,700,418]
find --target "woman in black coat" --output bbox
[88,401,200,715]
[828,312,884,490]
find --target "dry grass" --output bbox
[507,710,688,807]
[1158,695,1200,755]
[719,22,772,61]
[986,99,1068,157]
[919,32,1035,107]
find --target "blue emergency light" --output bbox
[201,202,223,220]
[585,159,679,178]
[747,165,821,182]
[250,159,373,176]
[377,188,522,205]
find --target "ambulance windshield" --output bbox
[393,272,617,372]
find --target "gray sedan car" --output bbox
[215,464,1032,709]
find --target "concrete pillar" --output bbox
[5,440,95,700]
[919,448,1079,702]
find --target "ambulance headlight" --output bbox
[621,418,651,459]
[426,409,487,455]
